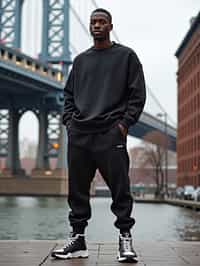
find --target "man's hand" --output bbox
[118,123,128,138]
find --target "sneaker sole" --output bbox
[117,252,138,263]
[52,250,89,260]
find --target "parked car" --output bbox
[191,187,200,201]
[183,185,195,200]
[198,192,200,201]
[175,187,184,199]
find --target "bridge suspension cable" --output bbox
[69,3,90,38]
[147,86,177,127]
[69,42,79,55]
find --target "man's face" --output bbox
[90,13,113,41]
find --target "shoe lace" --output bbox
[63,234,77,248]
[121,235,132,252]
[63,233,85,249]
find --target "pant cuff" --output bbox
[72,226,85,234]
[120,228,131,234]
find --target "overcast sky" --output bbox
[19,0,200,147]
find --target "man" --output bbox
[51,8,146,263]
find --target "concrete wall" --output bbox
[0,170,96,196]
[0,176,68,196]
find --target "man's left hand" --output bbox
[118,123,128,137]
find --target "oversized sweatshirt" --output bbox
[63,42,146,133]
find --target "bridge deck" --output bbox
[0,240,199,265]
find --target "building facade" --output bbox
[175,12,200,187]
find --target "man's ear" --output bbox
[110,23,113,31]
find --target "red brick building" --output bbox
[175,12,200,187]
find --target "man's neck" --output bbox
[94,39,113,49]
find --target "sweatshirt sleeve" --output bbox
[120,52,146,129]
[62,66,77,129]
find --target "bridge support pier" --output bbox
[31,110,68,195]
[32,109,50,176]
[36,109,50,170]
[4,108,25,176]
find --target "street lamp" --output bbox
[157,112,168,197]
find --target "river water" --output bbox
[0,196,200,241]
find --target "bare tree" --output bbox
[135,130,169,198]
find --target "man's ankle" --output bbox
[72,228,85,236]
[120,230,131,237]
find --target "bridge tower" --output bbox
[0,0,70,182]
[36,0,71,178]
[40,0,71,75]
[0,0,23,48]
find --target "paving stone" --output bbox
[0,240,200,265]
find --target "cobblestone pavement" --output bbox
[0,240,200,265]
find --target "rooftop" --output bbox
[175,11,200,58]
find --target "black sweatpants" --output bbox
[67,124,135,234]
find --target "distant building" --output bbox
[94,167,176,187]
[20,138,37,159]
[175,12,200,187]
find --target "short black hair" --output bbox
[91,8,112,23]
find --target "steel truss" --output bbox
[0,0,23,47]
[47,110,61,158]
[41,0,71,73]
[0,109,9,157]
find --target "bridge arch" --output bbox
[19,110,39,175]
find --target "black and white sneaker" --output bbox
[51,232,88,259]
[117,232,138,263]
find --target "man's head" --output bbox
[90,8,113,41]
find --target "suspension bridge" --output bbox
[0,0,176,195]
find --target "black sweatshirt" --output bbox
[63,42,146,133]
